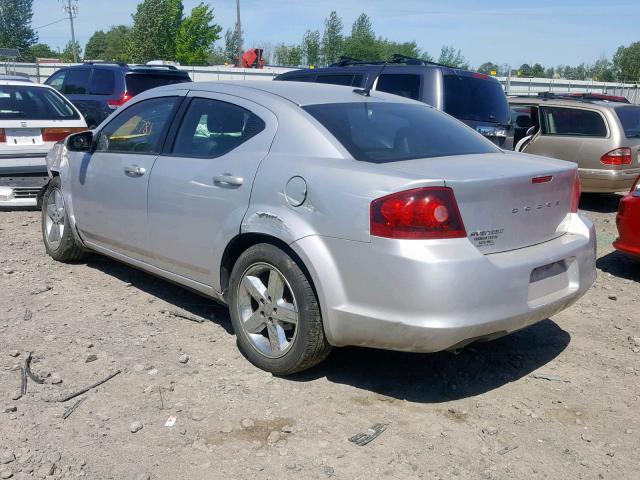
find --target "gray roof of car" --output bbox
[509,96,625,111]
[156,80,420,107]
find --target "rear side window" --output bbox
[316,74,360,86]
[282,74,315,82]
[62,69,91,94]
[443,74,510,124]
[96,97,179,154]
[541,107,607,137]
[304,102,498,163]
[172,98,265,158]
[125,73,190,96]
[615,106,640,138]
[376,74,421,100]
[90,69,115,95]
[0,85,79,120]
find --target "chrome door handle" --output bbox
[124,165,146,177]
[213,174,243,186]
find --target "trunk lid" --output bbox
[382,152,577,254]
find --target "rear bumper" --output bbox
[614,194,640,258]
[292,213,596,353]
[0,155,48,175]
[579,167,640,193]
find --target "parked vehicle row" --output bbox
[41,81,596,374]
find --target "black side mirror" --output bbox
[66,131,93,152]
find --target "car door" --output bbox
[522,105,609,167]
[146,92,277,289]
[70,93,184,261]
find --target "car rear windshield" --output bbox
[615,106,640,138]
[443,74,510,124]
[125,73,190,96]
[0,85,79,120]
[303,102,499,163]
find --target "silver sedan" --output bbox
[41,81,596,374]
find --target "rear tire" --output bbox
[228,243,331,375]
[41,177,87,262]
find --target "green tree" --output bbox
[477,61,500,75]
[343,13,379,60]
[22,43,58,62]
[321,11,343,65]
[223,27,241,64]
[84,30,107,60]
[175,3,221,64]
[378,39,426,60]
[544,66,555,78]
[274,43,302,66]
[530,63,545,77]
[60,40,82,63]
[438,46,469,69]
[0,0,37,54]
[518,63,532,76]
[613,42,640,81]
[85,26,130,61]
[302,29,320,66]
[128,0,183,63]
[589,56,614,82]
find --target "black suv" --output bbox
[45,62,191,128]
[275,55,513,149]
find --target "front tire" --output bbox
[228,243,331,375]
[41,177,86,262]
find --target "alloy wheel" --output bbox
[44,188,66,250]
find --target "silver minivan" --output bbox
[510,95,640,193]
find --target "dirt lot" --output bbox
[0,195,639,480]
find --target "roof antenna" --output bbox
[353,61,389,97]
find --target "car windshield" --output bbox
[443,74,510,124]
[615,106,640,138]
[125,73,190,96]
[303,102,499,163]
[0,85,79,120]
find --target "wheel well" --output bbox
[220,233,316,299]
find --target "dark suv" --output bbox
[275,55,513,149]
[45,62,191,128]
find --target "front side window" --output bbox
[62,69,91,95]
[376,74,421,100]
[172,98,265,157]
[0,85,79,120]
[304,102,499,163]
[96,97,179,154]
[541,106,607,137]
[46,70,66,92]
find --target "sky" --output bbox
[32,0,640,68]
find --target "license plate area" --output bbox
[5,128,43,145]
[527,258,578,308]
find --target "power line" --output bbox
[59,0,79,62]
[34,17,68,30]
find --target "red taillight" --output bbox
[42,127,86,142]
[370,187,467,239]
[570,172,581,213]
[0,129,5,142]
[472,73,489,80]
[107,93,132,108]
[532,175,553,184]
[600,147,632,165]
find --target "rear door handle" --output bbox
[213,174,243,186]
[124,165,146,177]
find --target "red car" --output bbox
[614,177,640,258]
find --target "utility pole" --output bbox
[235,0,243,66]
[60,0,79,63]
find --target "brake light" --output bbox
[107,93,132,109]
[600,147,632,165]
[570,172,581,213]
[472,73,489,80]
[370,187,466,239]
[0,129,5,143]
[42,127,86,142]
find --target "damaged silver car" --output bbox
[41,81,596,374]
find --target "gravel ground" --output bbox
[0,195,639,480]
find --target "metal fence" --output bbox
[4,61,639,104]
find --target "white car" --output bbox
[0,80,86,207]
